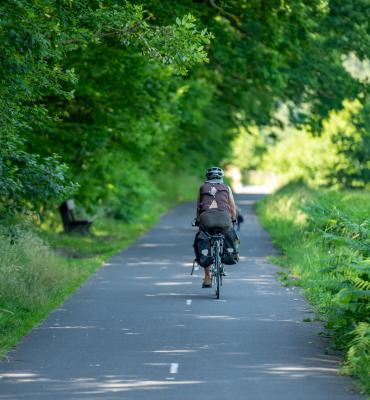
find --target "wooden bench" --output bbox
[59,200,92,234]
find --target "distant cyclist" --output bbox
[195,167,237,287]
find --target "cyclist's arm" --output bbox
[228,187,237,222]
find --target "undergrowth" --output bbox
[256,183,370,393]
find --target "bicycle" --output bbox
[192,220,225,299]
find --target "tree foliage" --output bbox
[261,100,370,188]
[1,0,369,217]
[0,0,212,216]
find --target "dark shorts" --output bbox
[199,210,232,234]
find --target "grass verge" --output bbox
[256,183,370,394]
[0,172,199,358]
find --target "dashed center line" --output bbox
[186,299,192,306]
[169,363,179,374]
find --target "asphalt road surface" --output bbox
[0,194,363,399]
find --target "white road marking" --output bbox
[186,299,192,305]
[169,363,179,374]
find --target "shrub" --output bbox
[0,229,71,313]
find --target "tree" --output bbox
[0,0,211,215]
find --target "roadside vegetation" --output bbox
[257,184,370,393]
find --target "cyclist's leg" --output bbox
[199,212,213,287]
[202,267,212,288]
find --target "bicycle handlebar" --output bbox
[191,218,199,227]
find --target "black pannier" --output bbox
[193,230,213,267]
[193,228,240,267]
[222,228,240,265]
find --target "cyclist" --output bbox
[195,167,237,288]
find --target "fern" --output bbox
[347,323,370,393]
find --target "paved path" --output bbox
[0,194,362,399]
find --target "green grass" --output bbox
[0,217,154,357]
[256,183,370,393]
[0,171,199,358]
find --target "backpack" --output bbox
[193,230,213,267]
[222,228,240,265]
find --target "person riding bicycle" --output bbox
[195,167,237,288]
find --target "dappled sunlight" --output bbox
[226,273,278,297]
[78,378,203,394]
[0,359,348,398]
[143,362,168,366]
[38,325,96,330]
[1,373,38,379]
[138,243,176,248]
[126,261,172,267]
[97,379,198,390]
[154,281,193,286]
[145,292,182,297]
[267,366,337,374]
[304,357,339,365]
[0,372,203,396]
[255,290,282,296]
[151,350,196,354]
[181,262,195,268]
[162,272,195,278]
[0,372,56,385]
[195,315,240,321]
[234,362,341,380]
[228,277,273,285]
[132,276,155,280]
[238,256,270,264]
[258,318,301,324]
[145,292,207,299]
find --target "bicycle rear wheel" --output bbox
[214,242,221,299]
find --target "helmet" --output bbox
[206,166,224,180]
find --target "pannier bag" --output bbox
[193,230,213,267]
[222,228,240,265]
[193,229,240,267]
